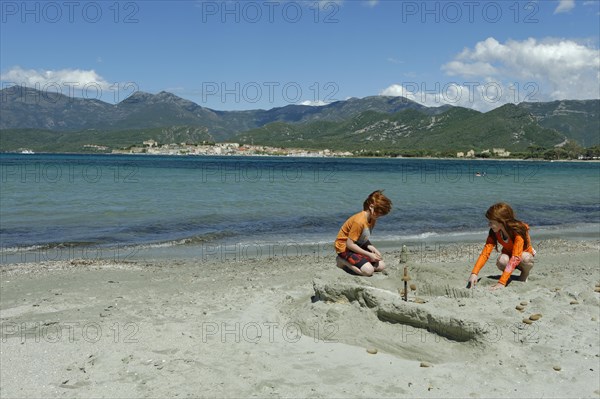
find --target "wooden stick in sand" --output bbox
[402,266,411,301]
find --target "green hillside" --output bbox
[519,100,600,146]
[0,126,213,153]
[234,105,565,152]
[1,87,596,155]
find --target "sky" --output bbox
[1,0,599,111]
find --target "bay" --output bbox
[1,153,598,264]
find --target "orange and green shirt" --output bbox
[471,225,534,286]
[334,211,374,254]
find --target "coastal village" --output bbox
[107,139,513,158]
[14,141,597,160]
[110,140,354,157]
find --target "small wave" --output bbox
[0,241,102,254]
[125,230,239,250]
[133,239,192,249]
[378,230,488,242]
[0,244,47,254]
[411,232,439,239]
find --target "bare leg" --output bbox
[373,260,386,272]
[496,254,510,272]
[516,252,534,282]
[336,256,374,276]
[496,253,534,282]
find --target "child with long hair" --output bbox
[335,190,392,276]
[468,202,535,290]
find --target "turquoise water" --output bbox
[1,154,598,263]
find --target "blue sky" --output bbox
[1,0,599,111]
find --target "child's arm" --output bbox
[346,239,381,262]
[468,234,496,288]
[471,239,496,275]
[366,243,381,257]
[496,235,526,287]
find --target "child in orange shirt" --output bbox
[468,202,535,290]
[335,190,392,276]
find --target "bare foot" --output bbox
[518,271,530,282]
[517,262,533,282]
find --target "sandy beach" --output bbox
[1,238,599,398]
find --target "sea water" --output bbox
[1,153,598,264]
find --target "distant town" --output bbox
[110,140,354,157]
[14,140,599,161]
[107,140,516,159]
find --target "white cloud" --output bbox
[0,66,138,103]
[380,84,407,98]
[443,37,600,79]
[299,100,329,106]
[437,37,600,108]
[554,0,575,14]
[443,60,498,77]
[380,82,510,112]
[1,66,110,90]
[381,36,599,111]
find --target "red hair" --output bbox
[363,190,392,216]
[485,202,530,249]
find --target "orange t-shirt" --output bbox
[334,211,374,253]
[471,225,534,286]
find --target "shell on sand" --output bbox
[529,313,542,321]
[409,283,417,291]
[366,347,378,355]
[520,301,528,306]
[570,300,579,305]
[516,305,525,311]
[522,318,533,324]
[420,362,433,368]
[594,287,600,293]
[553,365,562,371]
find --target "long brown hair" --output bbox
[485,202,530,249]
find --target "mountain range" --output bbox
[1,86,598,153]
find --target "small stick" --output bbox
[402,266,411,301]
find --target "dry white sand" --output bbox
[1,239,599,398]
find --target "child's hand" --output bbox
[467,273,478,288]
[368,245,381,257]
[490,283,504,291]
[369,252,382,262]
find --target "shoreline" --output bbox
[2,224,599,266]
[1,238,599,398]
[2,151,600,162]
